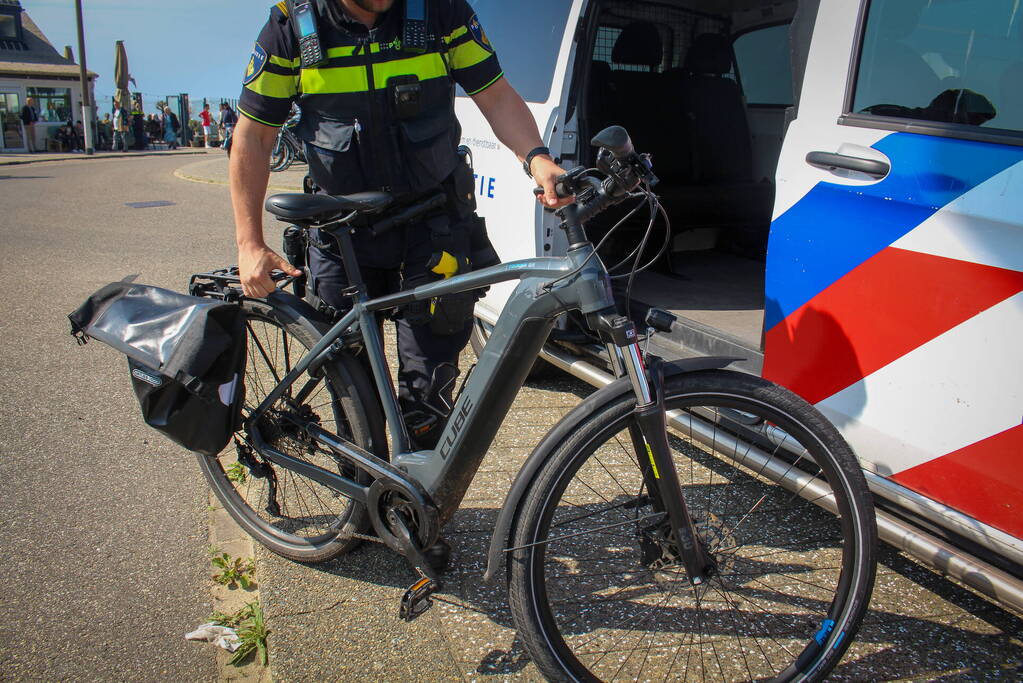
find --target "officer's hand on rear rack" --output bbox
[532,157,575,209]
[238,243,301,299]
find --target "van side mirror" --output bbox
[591,125,634,160]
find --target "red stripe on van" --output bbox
[763,248,1023,404]
[891,424,1023,538]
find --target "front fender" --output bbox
[482,356,741,583]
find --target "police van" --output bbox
[458,0,1023,611]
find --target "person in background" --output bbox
[54,121,74,151]
[19,96,39,153]
[198,103,214,148]
[72,120,85,152]
[98,113,112,150]
[219,102,237,151]
[112,100,129,152]
[162,106,181,150]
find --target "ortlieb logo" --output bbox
[132,367,163,387]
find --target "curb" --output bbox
[174,167,303,193]
[207,491,274,683]
[0,150,210,166]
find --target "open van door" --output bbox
[455,0,584,320]
[765,0,1023,546]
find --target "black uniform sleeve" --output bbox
[441,0,504,95]
[237,3,300,127]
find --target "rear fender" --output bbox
[482,356,741,583]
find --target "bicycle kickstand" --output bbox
[387,510,442,621]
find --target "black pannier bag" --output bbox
[69,281,247,456]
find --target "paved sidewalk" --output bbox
[175,155,307,192]
[0,147,208,166]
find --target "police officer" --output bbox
[231,0,570,446]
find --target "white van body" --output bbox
[457,0,1023,609]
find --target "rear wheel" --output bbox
[269,135,293,172]
[508,369,876,681]
[197,299,380,563]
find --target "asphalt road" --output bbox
[0,156,234,681]
[1,156,1022,681]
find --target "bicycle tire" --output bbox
[196,298,382,563]
[508,369,876,682]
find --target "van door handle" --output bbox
[806,151,890,178]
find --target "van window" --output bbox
[734,24,793,106]
[852,0,1023,134]
[466,0,573,103]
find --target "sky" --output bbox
[24,0,269,109]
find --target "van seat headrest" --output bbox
[684,33,733,75]
[611,22,662,69]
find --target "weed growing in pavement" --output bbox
[209,604,253,629]
[229,602,270,667]
[226,461,248,484]
[209,548,256,590]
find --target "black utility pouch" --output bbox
[469,215,501,269]
[401,272,433,326]
[429,290,475,336]
[449,148,478,217]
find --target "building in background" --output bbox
[0,0,97,152]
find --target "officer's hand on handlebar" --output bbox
[532,156,575,209]
[238,243,301,299]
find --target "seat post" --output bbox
[328,226,368,302]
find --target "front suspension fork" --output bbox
[607,323,716,585]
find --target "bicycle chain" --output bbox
[343,530,386,545]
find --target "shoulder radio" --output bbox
[403,0,429,53]
[291,0,327,67]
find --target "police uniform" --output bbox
[239,0,502,445]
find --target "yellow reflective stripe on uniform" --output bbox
[443,25,468,44]
[269,54,300,69]
[300,64,370,94]
[326,46,358,59]
[275,1,288,15]
[301,53,448,94]
[448,39,492,71]
[325,43,382,59]
[245,70,299,98]
[373,52,448,85]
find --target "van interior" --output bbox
[564,0,805,372]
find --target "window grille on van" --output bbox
[593,1,730,74]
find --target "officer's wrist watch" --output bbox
[523,146,551,179]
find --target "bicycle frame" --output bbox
[246,238,614,525]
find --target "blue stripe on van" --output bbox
[764,132,1023,332]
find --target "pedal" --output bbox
[399,572,438,621]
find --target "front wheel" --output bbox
[508,369,876,682]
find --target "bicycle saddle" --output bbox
[265,191,394,222]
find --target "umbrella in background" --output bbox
[114,40,133,109]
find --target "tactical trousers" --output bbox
[306,221,473,442]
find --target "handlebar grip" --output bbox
[533,183,573,199]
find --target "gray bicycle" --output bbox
[191,126,877,682]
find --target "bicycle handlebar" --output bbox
[532,126,658,243]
